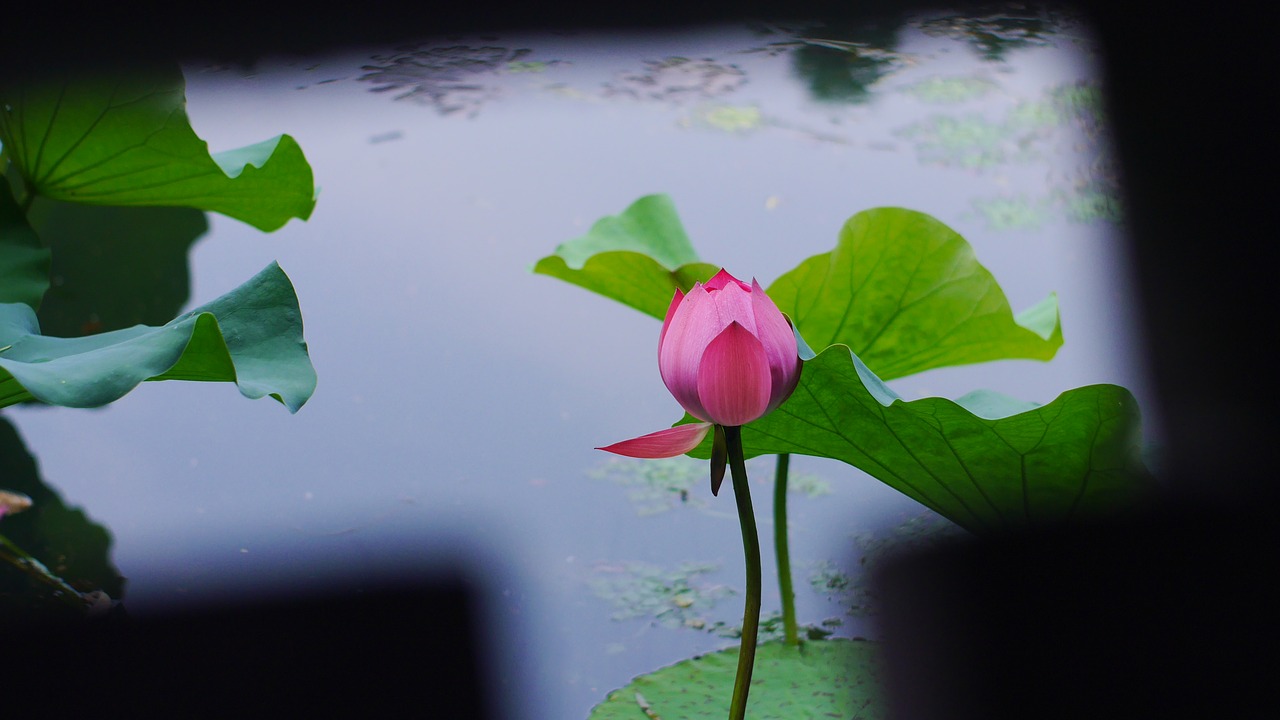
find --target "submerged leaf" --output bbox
[685,345,1152,534]
[0,262,316,412]
[0,66,315,232]
[532,194,717,318]
[27,196,207,337]
[588,639,886,720]
[767,207,1062,380]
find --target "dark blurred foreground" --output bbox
[871,0,1277,716]
[3,576,493,718]
[874,496,1278,719]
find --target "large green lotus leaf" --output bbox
[0,179,50,310]
[685,345,1151,535]
[1,417,123,606]
[0,66,315,232]
[532,194,717,319]
[0,262,315,412]
[588,639,886,719]
[767,207,1062,381]
[26,196,207,337]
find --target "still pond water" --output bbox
[4,12,1153,719]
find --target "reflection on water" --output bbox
[785,22,907,105]
[2,10,1148,719]
[919,8,1075,62]
[338,17,1119,231]
[603,57,746,103]
[359,45,551,116]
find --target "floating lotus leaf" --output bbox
[589,639,886,720]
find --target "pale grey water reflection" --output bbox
[4,16,1152,720]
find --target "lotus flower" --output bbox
[599,269,802,466]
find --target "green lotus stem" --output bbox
[774,452,799,645]
[724,425,761,720]
[0,533,90,610]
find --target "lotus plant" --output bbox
[599,268,802,720]
[600,269,802,489]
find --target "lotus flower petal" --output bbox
[750,278,802,408]
[705,268,750,292]
[597,422,714,458]
[658,287,685,350]
[658,283,720,421]
[697,322,773,426]
[710,278,758,336]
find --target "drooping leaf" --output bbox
[1,417,123,606]
[0,262,316,412]
[27,196,207,337]
[766,207,1062,380]
[588,639,886,720]
[532,194,717,318]
[685,345,1152,534]
[0,179,50,310]
[0,66,315,232]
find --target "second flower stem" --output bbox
[724,425,761,720]
[774,453,799,645]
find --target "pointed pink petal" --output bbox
[658,284,719,421]
[750,278,802,409]
[711,279,757,335]
[697,322,773,426]
[705,268,750,292]
[766,351,802,415]
[597,423,714,458]
[658,287,685,350]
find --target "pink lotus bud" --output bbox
[658,269,801,426]
[598,269,802,460]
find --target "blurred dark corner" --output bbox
[4,574,493,717]
[4,0,1277,717]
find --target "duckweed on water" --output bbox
[902,75,998,104]
[803,513,965,618]
[707,610,844,642]
[588,561,734,628]
[683,104,764,133]
[971,195,1052,230]
[588,457,707,516]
